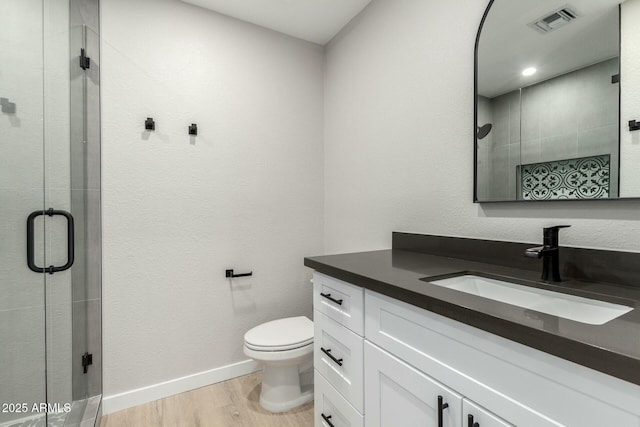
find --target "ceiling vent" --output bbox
[529,6,579,34]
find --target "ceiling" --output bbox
[180,0,372,45]
[478,0,620,98]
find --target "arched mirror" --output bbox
[474,0,640,201]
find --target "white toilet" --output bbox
[243,316,314,412]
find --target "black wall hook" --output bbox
[145,117,155,131]
[629,120,640,132]
[189,123,198,136]
[226,269,252,278]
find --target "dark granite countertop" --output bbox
[304,249,640,387]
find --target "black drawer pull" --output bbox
[320,347,343,366]
[321,413,335,427]
[468,414,480,427]
[438,395,449,427]
[320,292,343,305]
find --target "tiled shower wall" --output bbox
[486,58,619,200]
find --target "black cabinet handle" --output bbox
[468,414,480,427]
[320,347,343,366]
[320,292,343,305]
[321,413,335,427]
[27,208,74,274]
[437,395,449,427]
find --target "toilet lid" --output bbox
[244,316,313,351]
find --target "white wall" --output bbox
[101,0,324,411]
[324,0,640,254]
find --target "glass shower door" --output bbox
[1,1,101,426]
[0,0,48,425]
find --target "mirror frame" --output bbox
[473,0,627,203]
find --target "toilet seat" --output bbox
[244,316,313,352]
[245,340,313,352]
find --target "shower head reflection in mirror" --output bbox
[477,123,493,140]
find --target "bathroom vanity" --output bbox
[306,233,640,427]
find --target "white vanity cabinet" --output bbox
[364,290,640,427]
[311,272,640,427]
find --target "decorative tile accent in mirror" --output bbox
[519,154,610,200]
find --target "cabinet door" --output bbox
[463,399,513,427]
[365,341,462,427]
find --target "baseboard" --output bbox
[102,359,261,415]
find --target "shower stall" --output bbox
[1,0,102,426]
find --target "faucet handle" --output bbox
[525,246,545,258]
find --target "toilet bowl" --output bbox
[243,316,314,412]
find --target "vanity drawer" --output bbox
[313,272,364,335]
[315,370,363,427]
[314,310,364,412]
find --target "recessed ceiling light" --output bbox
[522,67,537,76]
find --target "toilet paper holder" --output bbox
[226,269,252,278]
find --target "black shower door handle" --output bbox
[27,208,75,274]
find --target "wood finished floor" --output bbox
[101,372,314,427]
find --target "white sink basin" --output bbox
[429,274,633,325]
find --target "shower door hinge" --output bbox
[82,352,93,374]
[79,48,90,70]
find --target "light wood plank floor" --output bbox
[101,372,314,427]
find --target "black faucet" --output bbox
[525,225,571,282]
